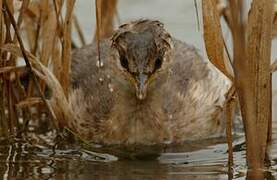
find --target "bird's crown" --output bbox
[111,19,173,100]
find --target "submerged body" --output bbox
[68,20,230,145]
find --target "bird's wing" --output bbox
[169,39,212,97]
[167,40,231,140]
[68,41,116,137]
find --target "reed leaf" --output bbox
[245,0,272,168]
[40,9,57,66]
[60,0,75,98]
[95,0,117,40]
[224,85,236,167]
[0,66,25,74]
[202,0,233,80]
[16,97,43,109]
[273,14,277,38]
[1,43,72,127]
[95,0,102,66]
[229,0,273,169]
[271,59,277,73]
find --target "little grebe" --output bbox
[68,19,231,145]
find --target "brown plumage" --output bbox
[68,19,231,145]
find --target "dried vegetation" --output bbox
[0,0,76,137]
[202,0,277,172]
[0,0,116,139]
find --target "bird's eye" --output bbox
[120,56,129,70]
[154,58,162,71]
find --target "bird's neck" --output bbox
[101,77,172,145]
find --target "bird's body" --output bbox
[68,20,231,145]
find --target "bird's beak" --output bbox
[135,73,148,100]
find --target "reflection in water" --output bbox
[0,135,276,180]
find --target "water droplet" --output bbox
[99,77,104,82]
[106,74,111,79]
[96,60,104,68]
[108,83,114,92]
[163,140,172,144]
[96,60,100,68]
[18,117,23,124]
[138,94,143,100]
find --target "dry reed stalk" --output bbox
[202,0,233,80]
[0,0,8,137]
[22,1,41,98]
[11,0,30,45]
[94,0,117,40]
[2,1,16,135]
[94,0,118,70]
[272,59,277,73]
[0,66,25,74]
[3,0,58,129]
[52,0,64,39]
[95,0,102,67]
[51,0,64,84]
[27,7,41,97]
[60,0,75,98]
[245,0,272,169]
[224,85,236,168]
[39,3,57,94]
[193,0,200,31]
[24,4,39,54]
[268,76,272,144]
[203,0,274,169]
[52,37,62,82]
[228,0,273,169]
[93,0,117,71]
[273,2,277,38]
[8,0,30,132]
[0,0,89,138]
[16,97,43,109]
[32,13,41,55]
[40,6,57,66]
[11,1,30,126]
[202,0,235,166]
[0,43,70,127]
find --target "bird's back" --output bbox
[69,40,117,139]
